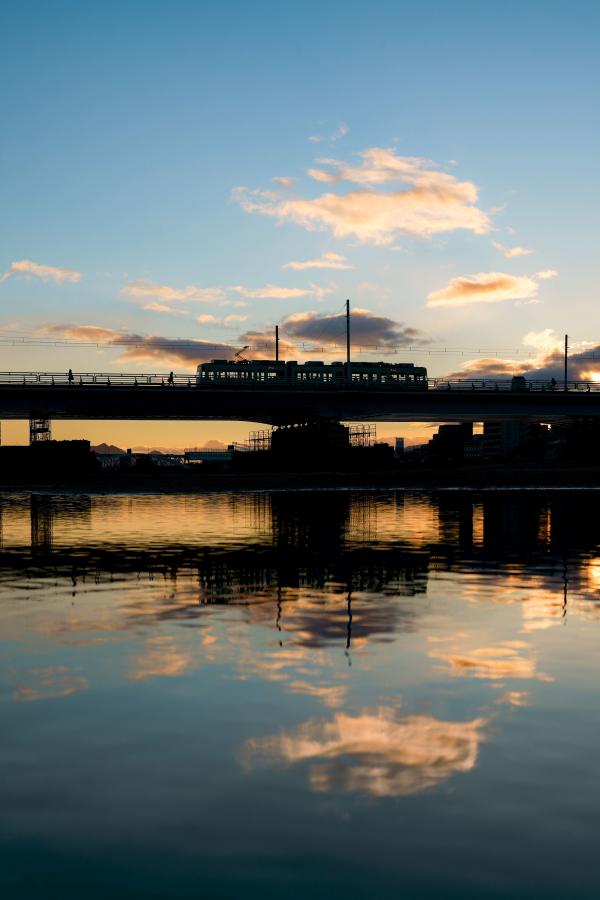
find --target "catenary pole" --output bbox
[275,325,279,362]
[346,298,351,385]
[564,334,568,392]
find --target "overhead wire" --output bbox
[0,333,599,359]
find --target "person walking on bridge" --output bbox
[68,369,74,385]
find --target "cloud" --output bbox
[308,121,349,144]
[43,324,122,342]
[280,308,426,351]
[492,241,533,258]
[43,308,426,366]
[143,302,188,315]
[234,148,490,245]
[223,314,248,326]
[429,640,544,681]
[123,280,226,304]
[237,328,298,358]
[522,328,563,356]
[242,707,488,797]
[273,176,295,187]
[13,665,88,702]
[43,324,239,367]
[0,259,82,284]
[443,330,600,383]
[283,251,353,271]
[195,314,219,324]
[196,313,248,327]
[229,283,334,299]
[536,269,559,280]
[426,271,542,308]
[306,149,471,188]
[131,636,196,681]
[125,277,334,309]
[496,691,530,707]
[442,357,527,380]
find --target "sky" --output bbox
[1,0,599,447]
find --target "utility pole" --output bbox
[564,333,568,392]
[346,298,351,385]
[275,324,279,362]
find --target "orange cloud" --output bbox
[123,280,225,304]
[130,636,196,681]
[234,148,490,245]
[442,357,526,379]
[283,251,353,271]
[223,314,248,326]
[427,271,540,308]
[229,283,333,299]
[144,301,188,315]
[443,330,600,383]
[243,707,488,797]
[195,313,219,324]
[13,665,88,702]
[43,324,239,367]
[307,148,471,189]
[124,278,334,310]
[492,241,533,258]
[496,691,530,707]
[0,259,81,284]
[43,324,123,342]
[429,639,551,682]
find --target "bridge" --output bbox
[1,371,600,424]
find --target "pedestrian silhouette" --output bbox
[168,371,174,386]
[550,377,557,390]
[68,369,74,384]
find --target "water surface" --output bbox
[1,490,600,898]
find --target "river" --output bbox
[1,490,599,898]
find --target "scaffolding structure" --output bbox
[348,423,377,448]
[248,429,272,452]
[29,416,51,443]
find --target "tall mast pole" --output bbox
[346,298,351,385]
[275,324,279,362]
[564,333,568,392]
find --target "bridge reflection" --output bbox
[2,489,600,572]
[1,491,600,644]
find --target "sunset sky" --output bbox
[1,0,599,447]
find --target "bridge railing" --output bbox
[0,372,599,392]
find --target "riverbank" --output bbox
[3,462,600,492]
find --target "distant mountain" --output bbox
[92,440,229,455]
[131,441,229,454]
[131,445,184,455]
[92,443,126,455]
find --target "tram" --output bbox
[196,359,428,388]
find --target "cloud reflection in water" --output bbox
[243,707,488,798]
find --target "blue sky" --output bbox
[1,0,599,445]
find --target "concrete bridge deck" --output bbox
[1,372,600,424]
